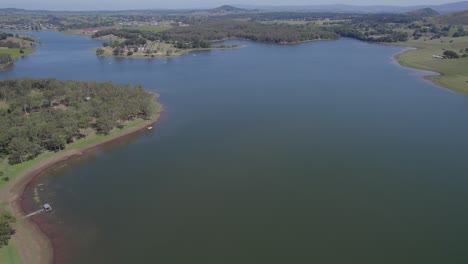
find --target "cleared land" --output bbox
[395,36,468,93]
[0,48,34,59]
[0,243,20,264]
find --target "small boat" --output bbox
[43,203,52,212]
[147,126,153,130]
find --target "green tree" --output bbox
[96,47,105,56]
[443,50,459,59]
[0,212,16,248]
[8,137,41,164]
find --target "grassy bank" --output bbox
[394,36,468,94]
[0,48,34,59]
[0,96,162,264]
[0,243,20,264]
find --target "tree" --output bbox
[112,47,120,56]
[8,137,41,164]
[0,54,12,65]
[0,211,16,248]
[443,50,459,59]
[96,47,105,56]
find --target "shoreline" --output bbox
[0,48,36,72]
[391,45,453,92]
[389,40,468,94]
[95,45,246,59]
[0,97,162,264]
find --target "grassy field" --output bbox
[126,24,172,33]
[0,243,21,264]
[395,36,468,93]
[0,48,34,59]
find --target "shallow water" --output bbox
[3,32,468,264]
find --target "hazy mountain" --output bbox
[208,5,246,13]
[407,8,440,17]
[235,1,468,14]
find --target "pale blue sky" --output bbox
[0,0,462,10]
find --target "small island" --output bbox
[0,32,36,71]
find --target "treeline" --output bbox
[0,32,13,40]
[94,20,339,46]
[0,32,36,48]
[453,26,468,37]
[334,26,409,42]
[330,13,416,42]
[222,12,360,22]
[0,40,21,48]
[0,54,12,65]
[0,79,154,164]
[160,20,339,43]
[0,31,20,48]
[94,28,212,49]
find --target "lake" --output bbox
[2,32,468,264]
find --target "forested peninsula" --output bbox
[0,79,158,167]
[0,79,160,263]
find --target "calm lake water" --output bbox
[2,32,468,264]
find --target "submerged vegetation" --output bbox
[0,79,155,165]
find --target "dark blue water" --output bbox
[3,32,468,264]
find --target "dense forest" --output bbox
[0,79,155,164]
[160,20,339,44]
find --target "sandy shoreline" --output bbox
[0,100,162,264]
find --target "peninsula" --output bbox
[0,32,36,71]
[0,78,162,263]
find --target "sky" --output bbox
[0,0,462,11]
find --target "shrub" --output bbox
[443,50,459,59]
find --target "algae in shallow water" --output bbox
[33,187,40,203]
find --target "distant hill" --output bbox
[235,1,468,14]
[209,5,246,13]
[407,8,440,17]
[437,10,468,24]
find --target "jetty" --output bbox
[24,203,52,218]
